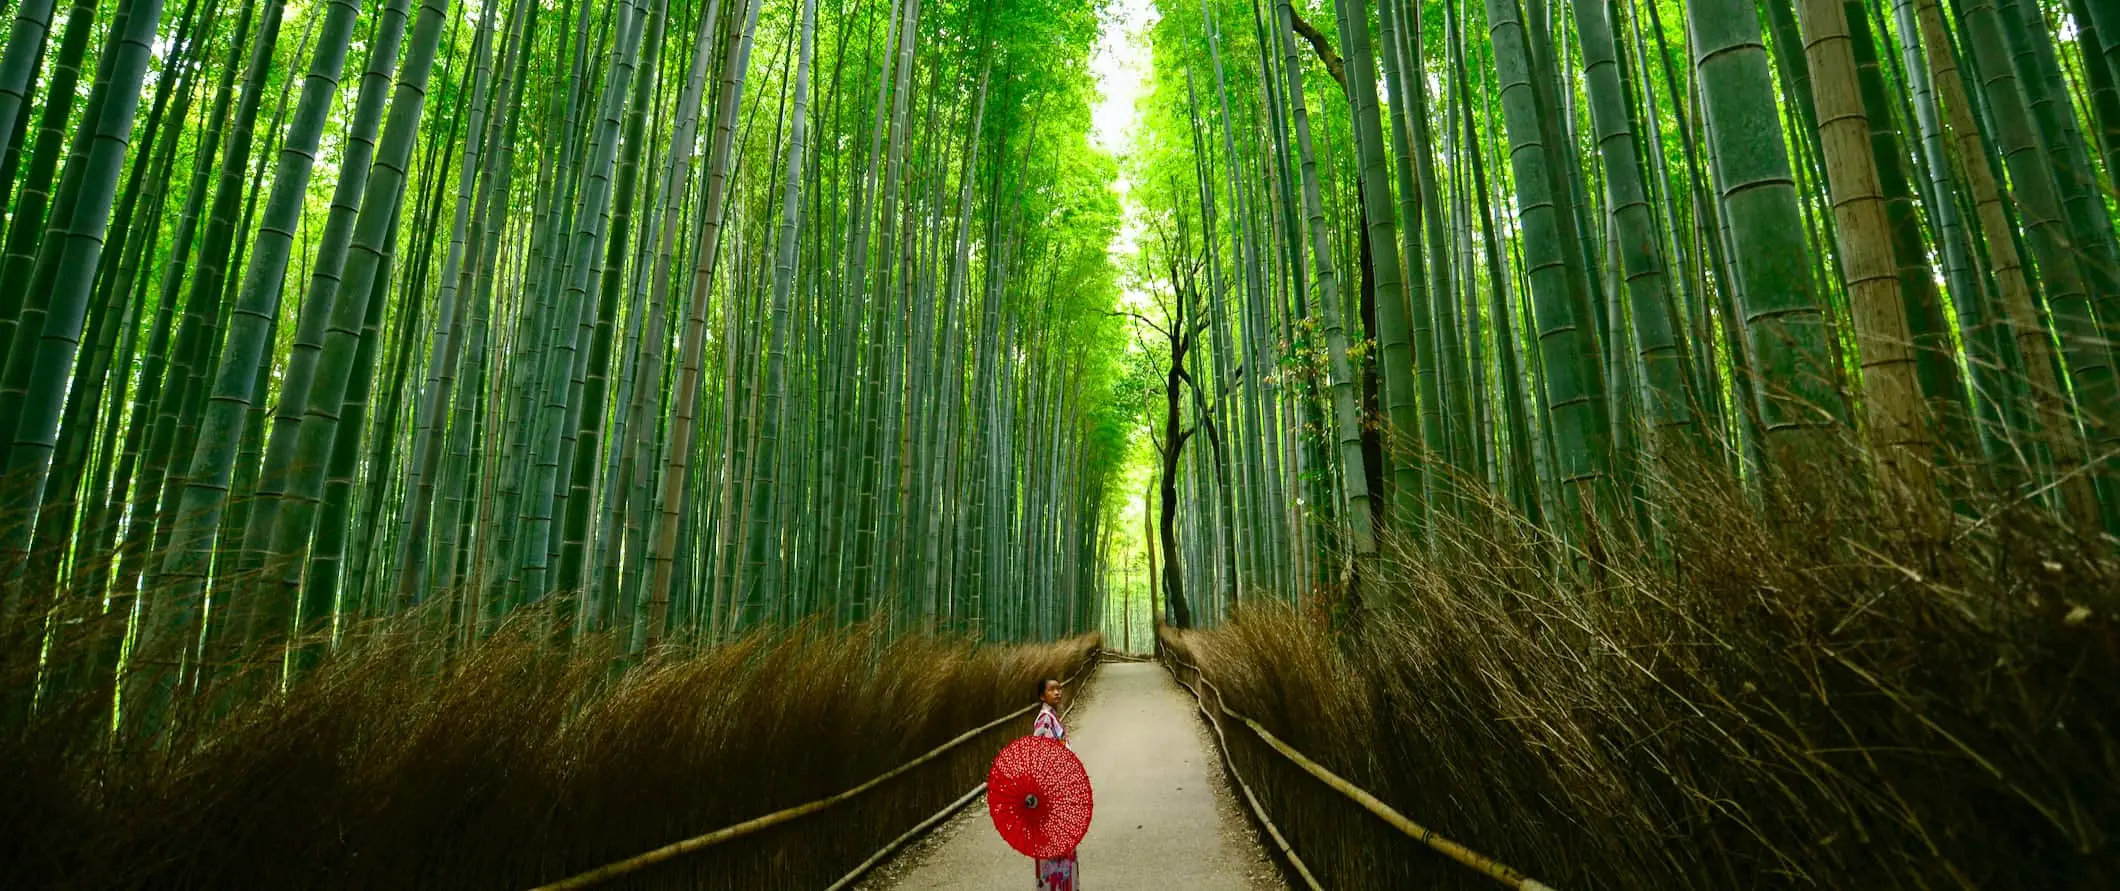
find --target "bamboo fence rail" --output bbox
[1166,656,1556,891]
[823,651,1109,889]
[1163,658,1325,890]
[530,646,1101,890]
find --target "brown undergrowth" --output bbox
[0,610,1096,889]
[1167,460,2119,890]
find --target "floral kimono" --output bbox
[1032,703,1079,891]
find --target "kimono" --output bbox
[1031,703,1079,891]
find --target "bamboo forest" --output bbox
[1,0,2117,883]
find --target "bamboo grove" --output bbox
[0,0,1136,730]
[1121,0,2120,626]
[4,0,2119,736]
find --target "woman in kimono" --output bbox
[1031,678,1078,891]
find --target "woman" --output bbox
[1031,678,1077,891]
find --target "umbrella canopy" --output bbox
[987,736,1093,858]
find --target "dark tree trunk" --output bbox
[1145,476,1162,633]
[1159,337,1195,629]
[1356,180,1386,529]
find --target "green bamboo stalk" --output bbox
[1687,0,1847,476]
[235,0,413,596]
[0,0,57,179]
[255,0,457,661]
[646,0,764,644]
[1960,0,2120,527]
[1570,0,1695,457]
[0,0,165,603]
[1277,0,1376,589]
[1488,0,1615,535]
[736,0,814,629]
[1888,0,2020,473]
[0,0,96,374]
[146,0,364,703]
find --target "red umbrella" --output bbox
[987,736,1093,859]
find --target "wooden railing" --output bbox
[1165,656,1557,891]
[531,646,1101,890]
[1163,658,1325,890]
[823,651,1105,890]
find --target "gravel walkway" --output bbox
[861,661,1286,890]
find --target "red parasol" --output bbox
[986,736,1093,859]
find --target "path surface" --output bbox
[863,661,1286,890]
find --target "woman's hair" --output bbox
[1036,678,1059,701]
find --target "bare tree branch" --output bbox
[1288,7,1346,87]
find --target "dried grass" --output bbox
[0,607,1096,889]
[1168,456,2120,890]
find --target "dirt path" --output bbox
[861,661,1286,890]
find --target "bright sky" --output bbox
[1089,0,1159,317]
[1086,0,1165,610]
[1089,0,1157,157]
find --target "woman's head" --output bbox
[1038,678,1062,707]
